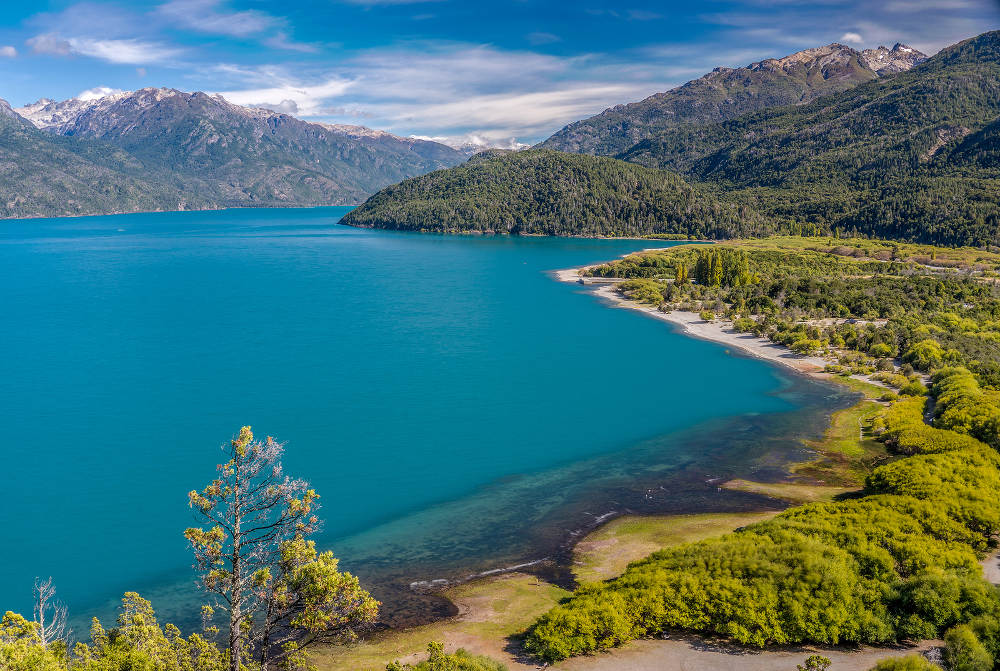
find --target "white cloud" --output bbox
[77,86,125,101]
[213,76,355,116]
[26,33,71,56]
[340,0,445,4]
[707,0,1000,54]
[840,32,864,44]
[0,45,16,58]
[156,0,278,37]
[76,37,181,64]
[200,43,676,145]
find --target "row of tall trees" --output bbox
[691,248,754,287]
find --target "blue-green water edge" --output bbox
[0,207,854,630]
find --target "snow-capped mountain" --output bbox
[4,86,466,218]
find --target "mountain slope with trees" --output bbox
[619,31,1000,244]
[2,88,465,219]
[352,31,1000,245]
[538,43,926,156]
[0,99,206,219]
[339,149,769,238]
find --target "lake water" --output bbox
[0,207,853,630]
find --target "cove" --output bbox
[0,207,854,629]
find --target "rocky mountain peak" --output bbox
[746,43,857,73]
[860,43,928,74]
[317,122,395,141]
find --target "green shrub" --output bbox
[791,338,823,355]
[900,381,928,397]
[617,279,665,305]
[388,643,507,671]
[868,656,942,670]
[944,624,994,671]
[699,310,715,322]
[871,343,896,358]
[904,340,946,371]
[525,372,1000,663]
[932,368,1000,450]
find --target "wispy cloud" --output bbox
[155,0,279,38]
[584,8,664,21]
[839,32,864,44]
[27,33,183,64]
[0,46,16,58]
[263,32,321,53]
[201,42,677,145]
[339,0,446,4]
[526,32,561,46]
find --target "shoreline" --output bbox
[317,264,886,669]
[556,267,832,379]
[596,285,832,377]
[556,267,893,394]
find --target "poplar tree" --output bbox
[186,427,378,671]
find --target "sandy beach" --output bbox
[555,267,833,378]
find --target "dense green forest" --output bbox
[347,30,1000,247]
[340,149,769,238]
[523,238,1000,668]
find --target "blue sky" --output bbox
[0,0,998,146]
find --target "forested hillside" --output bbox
[352,31,1000,246]
[0,100,206,219]
[339,149,768,237]
[620,31,1000,245]
[1,88,465,219]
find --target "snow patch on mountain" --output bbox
[860,43,928,74]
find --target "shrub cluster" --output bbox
[524,375,1000,663]
[387,642,506,671]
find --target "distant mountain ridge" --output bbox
[0,98,209,219]
[538,42,926,156]
[2,87,465,219]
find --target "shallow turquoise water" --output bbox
[0,207,851,628]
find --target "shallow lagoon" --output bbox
[0,207,852,628]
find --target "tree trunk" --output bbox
[230,458,243,671]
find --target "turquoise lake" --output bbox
[0,207,853,629]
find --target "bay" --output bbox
[0,207,852,629]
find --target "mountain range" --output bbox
[538,42,927,156]
[1,88,466,219]
[344,31,1000,246]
